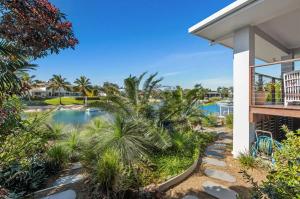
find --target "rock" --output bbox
[52,174,84,187]
[203,157,227,167]
[204,169,236,182]
[41,189,76,199]
[202,181,237,199]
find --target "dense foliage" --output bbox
[0,0,78,58]
[241,126,300,199]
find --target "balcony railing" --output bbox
[250,58,300,108]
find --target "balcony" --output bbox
[250,58,300,118]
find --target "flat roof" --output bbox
[188,0,255,34]
[189,0,300,62]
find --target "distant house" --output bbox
[189,0,300,157]
[29,82,81,98]
[205,91,221,99]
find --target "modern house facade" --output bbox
[189,0,300,157]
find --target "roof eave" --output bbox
[188,0,257,34]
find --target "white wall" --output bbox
[232,26,255,158]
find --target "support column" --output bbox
[232,26,255,158]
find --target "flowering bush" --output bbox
[0,0,78,58]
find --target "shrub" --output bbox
[225,113,233,129]
[202,113,218,127]
[46,145,68,170]
[238,152,256,168]
[0,155,48,195]
[241,126,300,199]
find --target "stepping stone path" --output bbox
[41,189,76,199]
[203,157,226,167]
[216,138,232,144]
[182,195,199,199]
[201,132,237,199]
[202,181,238,199]
[204,168,236,183]
[52,174,84,187]
[205,150,225,159]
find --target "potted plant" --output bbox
[255,75,266,105]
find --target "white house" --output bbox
[29,83,81,98]
[189,0,300,157]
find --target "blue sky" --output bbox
[32,0,235,89]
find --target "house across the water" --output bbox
[189,0,300,157]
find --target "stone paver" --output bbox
[204,169,236,183]
[216,138,232,144]
[202,181,237,199]
[207,143,226,150]
[182,195,199,199]
[52,174,84,186]
[205,150,225,159]
[70,162,82,170]
[206,148,224,154]
[203,157,227,167]
[41,189,76,199]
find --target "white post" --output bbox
[232,26,255,158]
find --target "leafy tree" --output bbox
[0,0,78,58]
[48,75,70,105]
[74,76,92,99]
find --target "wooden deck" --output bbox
[250,105,300,121]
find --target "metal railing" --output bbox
[250,58,300,107]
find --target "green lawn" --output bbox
[44,97,84,105]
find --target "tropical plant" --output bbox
[81,116,171,195]
[158,86,204,132]
[48,74,71,105]
[95,72,162,118]
[19,72,37,101]
[74,76,92,100]
[0,42,36,102]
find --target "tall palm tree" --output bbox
[48,75,70,105]
[74,76,92,101]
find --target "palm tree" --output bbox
[74,76,92,100]
[96,72,162,118]
[20,72,36,101]
[48,74,70,105]
[0,41,36,104]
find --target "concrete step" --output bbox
[204,169,236,183]
[52,174,85,187]
[202,181,237,199]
